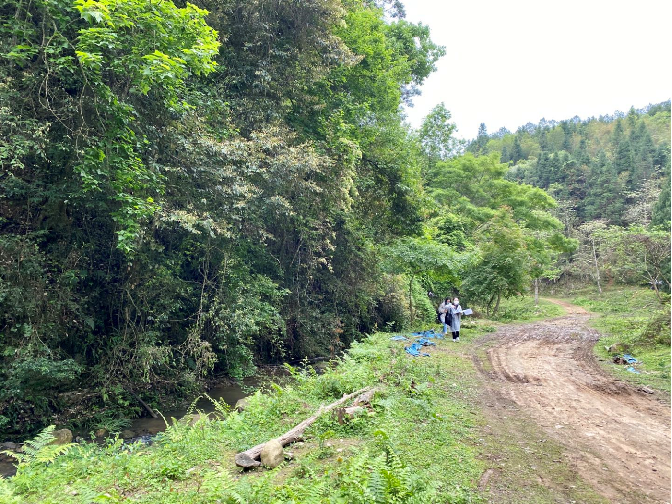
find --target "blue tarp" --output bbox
[415,337,436,346]
[411,329,443,339]
[405,342,430,357]
[393,328,450,357]
[622,354,637,364]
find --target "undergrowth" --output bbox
[1,332,485,503]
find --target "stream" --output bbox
[127,379,253,437]
[0,377,263,479]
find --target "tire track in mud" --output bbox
[472,304,671,503]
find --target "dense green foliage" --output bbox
[1,0,669,441]
[0,0,448,436]
[472,104,670,229]
[465,103,671,295]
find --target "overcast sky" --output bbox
[401,0,672,139]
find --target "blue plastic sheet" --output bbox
[405,342,430,357]
[415,337,436,346]
[390,335,409,341]
[622,354,637,364]
[626,366,640,374]
[411,329,443,339]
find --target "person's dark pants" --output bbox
[452,331,459,340]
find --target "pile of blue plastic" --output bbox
[622,353,640,374]
[390,329,443,357]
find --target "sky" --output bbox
[401,0,672,139]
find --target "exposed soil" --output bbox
[471,300,671,503]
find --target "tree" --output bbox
[382,238,459,322]
[417,103,464,170]
[599,227,671,299]
[574,221,609,294]
[462,209,530,315]
[510,135,524,164]
[651,161,671,230]
[527,231,577,305]
[468,123,489,156]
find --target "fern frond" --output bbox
[1,449,24,464]
[302,479,328,504]
[224,490,246,504]
[22,425,56,457]
[368,467,386,504]
[204,393,231,418]
[10,426,74,469]
[36,443,74,464]
[186,395,203,415]
[0,477,21,504]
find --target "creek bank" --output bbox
[0,366,299,478]
[0,378,254,478]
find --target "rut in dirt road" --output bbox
[474,308,671,504]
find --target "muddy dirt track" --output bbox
[472,300,671,503]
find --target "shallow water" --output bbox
[128,379,254,436]
[0,377,262,479]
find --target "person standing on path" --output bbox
[449,297,463,341]
[438,297,452,335]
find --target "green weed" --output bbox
[571,287,671,396]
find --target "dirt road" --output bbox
[472,300,671,503]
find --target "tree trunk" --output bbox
[493,292,501,315]
[409,275,414,323]
[591,238,602,295]
[534,278,539,306]
[127,388,158,419]
[235,387,372,468]
[486,292,496,317]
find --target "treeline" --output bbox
[469,102,671,228]
[0,0,669,439]
[464,103,671,293]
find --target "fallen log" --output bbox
[351,387,376,407]
[334,388,378,424]
[235,386,373,468]
[127,388,158,419]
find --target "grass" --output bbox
[569,286,671,397]
[1,331,488,504]
[487,296,565,323]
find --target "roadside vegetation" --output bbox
[570,286,671,396]
[2,328,487,503]
[0,297,548,504]
[1,291,666,503]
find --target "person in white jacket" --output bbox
[449,297,463,342]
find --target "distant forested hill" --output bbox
[467,102,671,229]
